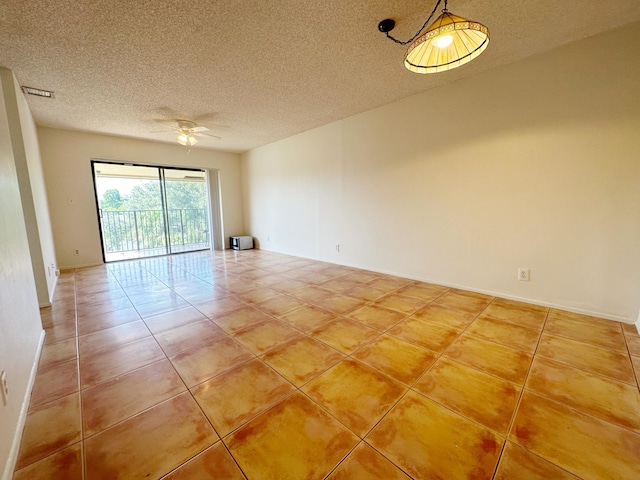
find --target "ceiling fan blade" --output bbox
[198,132,222,139]
[191,125,209,133]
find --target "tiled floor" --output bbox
[13,249,640,479]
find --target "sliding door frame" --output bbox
[91,159,222,263]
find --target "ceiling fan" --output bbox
[153,119,221,146]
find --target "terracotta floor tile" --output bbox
[40,306,75,327]
[193,295,248,317]
[479,303,547,330]
[85,393,217,479]
[314,294,367,316]
[353,335,437,385]
[192,358,295,436]
[340,270,382,283]
[16,252,638,479]
[236,285,280,303]
[367,391,502,479]
[410,304,477,329]
[162,442,246,479]
[289,285,335,303]
[430,291,492,314]
[82,359,186,437]
[262,336,345,386]
[373,293,427,315]
[225,392,358,480]
[255,293,307,316]
[414,357,520,435]
[13,442,83,480]
[549,308,620,328]
[510,391,640,479]
[143,306,207,335]
[30,359,78,408]
[169,336,254,387]
[633,356,640,386]
[80,336,165,388]
[444,334,533,384]
[366,276,413,292]
[526,356,640,432]
[343,284,388,301]
[625,330,640,356]
[38,337,77,370]
[77,306,141,336]
[78,320,151,357]
[77,288,127,305]
[327,442,411,479]
[211,305,274,334]
[466,317,541,353]
[544,315,627,351]
[43,318,77,344]
[135,295,190,318]
[302,272,336,285]
[394,283,448,302]
[302,359,406,436]
[448,288,494,300]
[264,277,307,293]
[387,316,460,352]
[319,277,362,293]
[178,286,228,304]
[278,305,337,332]
[494,441,580,480]
[154,319,226,356]
[347,304,406,331]
[310,318,380,354]
[536,333,636,385]
[491,297,549,312]
[76,295,133,318]
[16,393,81,470]
[232,319,302,355]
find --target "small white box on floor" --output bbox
[230,236,253,250]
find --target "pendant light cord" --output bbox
[384,0,446,45]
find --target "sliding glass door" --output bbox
[92,162,210,262]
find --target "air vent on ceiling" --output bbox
[21,86,54,98]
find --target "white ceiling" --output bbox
[1,0,639,153]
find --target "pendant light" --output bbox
[378,0,489,74]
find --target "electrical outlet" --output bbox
[335,243,340,253]
[1,370,8,406]
[518,268,530,281]
[74,249,80,256]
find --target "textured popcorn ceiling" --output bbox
[1,0,639,152]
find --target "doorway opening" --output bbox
[92,161,213,262]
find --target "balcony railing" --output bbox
[101,209,209,256]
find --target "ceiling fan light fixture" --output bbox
[177,132,197,146]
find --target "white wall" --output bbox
[0,69,45,480]
[1,68,57,306]
[38,128,244,268]
[242,22,640,322]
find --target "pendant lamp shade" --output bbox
[404,11,489,74]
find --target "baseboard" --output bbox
[2,329,45,480]
[635,318,640,335]
[58,261,103,270]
